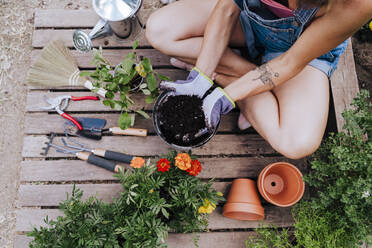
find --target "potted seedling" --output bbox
[153,91,218,149]
[81,41,171,130]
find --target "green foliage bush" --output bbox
[246,90,372,248]
[28,152,224,247]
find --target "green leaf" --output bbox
[136,110,150,119]
[156,73,172,82]
[132,40,139,50]
[145,95,155,104]
[142,89,151,95]
[105,91,115,99]
[141,58,152,73]
[79,71,94,77]
[122,56,135,75]
[118,112,131,130]
[146,72,157,92]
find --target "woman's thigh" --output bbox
[272,66,330,150]
[146,0,246,46]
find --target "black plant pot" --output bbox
[153,91,219,150]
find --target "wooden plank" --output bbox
[31,49,171,68]
[32,9,153,48]
[34,9,152,29]
[330,39,360,131]
[32,29,150,48]
[34,9,99,28]
[22,134,276,158]
[26,91,151,112]
[16,232,253,248]
[20,157,306,182]
[23,112,244,134]
[15,206,293,232]
[17,184,123,207]
[28,69,188,90]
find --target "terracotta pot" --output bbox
[257,162,305,207]
[223,179,264,220]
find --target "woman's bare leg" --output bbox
[215,67,329,159]
[145,0,256,77]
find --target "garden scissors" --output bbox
[41,95,99,130]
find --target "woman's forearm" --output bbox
[224,53,302,101]
[196,0,240,77]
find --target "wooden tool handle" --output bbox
[109,127,147,137]
[93,148,134,164]
[76,152,120,173]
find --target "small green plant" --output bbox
[245,225,293,248]
[28,151,224,247]
[80,41,171,130]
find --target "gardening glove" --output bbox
[160,67,213,98]
[202,87,235,130]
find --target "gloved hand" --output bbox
[160,67,214,98]
[202,87,235,129]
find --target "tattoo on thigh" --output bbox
[252,64,279,88]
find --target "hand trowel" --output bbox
[64,117,147,140]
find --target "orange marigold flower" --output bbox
[174,153,192,171]
[130,157,145,168]
[187,159,202,176]
[156,158,171,172]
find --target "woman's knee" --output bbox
[146,10,170,50]
[273,132,322,159]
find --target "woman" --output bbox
[145,0,372,159]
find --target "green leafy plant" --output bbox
[245,225,293,248]
[303,89,372,246]
[80,41,171,130]
[245,90,371,248]
[28,151,224,247]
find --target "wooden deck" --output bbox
[15,8,359,248]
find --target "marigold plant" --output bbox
[28,150,224,247]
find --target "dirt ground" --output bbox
[0,0,370,247]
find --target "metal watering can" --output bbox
[73,0,143,52]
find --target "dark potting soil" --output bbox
[157,95,211,147]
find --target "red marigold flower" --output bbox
[187,159,202,176]
[156,158,171,173]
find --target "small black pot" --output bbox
[153,91,219,150]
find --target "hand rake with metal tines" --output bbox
[42,133,127,173]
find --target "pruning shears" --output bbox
[41,95,99,130]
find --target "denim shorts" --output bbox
[234,0,348,78]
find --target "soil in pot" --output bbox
[157,95,211,147]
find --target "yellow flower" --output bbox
[198,199,216,214]
[369,20,372,31]
[174,153,192,171]
[135,63,147,77]
[149,189,154,193]
[217,192,223,197]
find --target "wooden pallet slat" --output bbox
[20,157,306,182]
[330,39,360,131]
[15,206,293,233]
[22,134,276,158]
[15,232,252,248]
[31,49,170,68]
[23,112,243,134]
